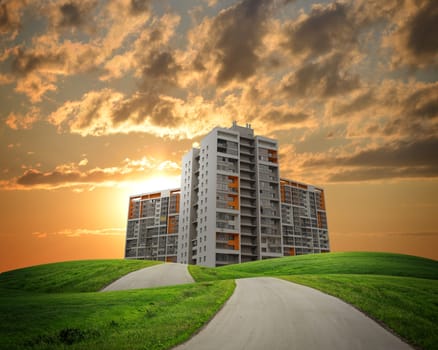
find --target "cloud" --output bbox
[101,12,180,81]
[328,166,438,182]
[325,80,438,143]
[32,227,125,238]
[0,0,27,40]
[4,0,153,101]
[402,84,438,120]
[49,88,125,135]
[46,0,98,31]
[129,0,151,15]
[5,107,40,129]
[140,50,181,88]
[384,0,438,69]
[188,0,275,86]
[0,156,180,191]
[281,52,360,98]
[282,2,356,59]
[47,86,238,138]
[303,137,438,182]
[330,90,375,117]
[11,47,66,76]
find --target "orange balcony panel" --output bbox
[320,191,326,210]
[141,192,160,200]
[227,234,240,250]
[175,193,180,213]
[280,186,286,201]
[228,175,239,189]
[167,216,178,234]
[227,194,239,209]
[317,212,323,228]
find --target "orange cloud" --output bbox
[32,227,125,238]
[5,107,40,129]
[1,156,181,191]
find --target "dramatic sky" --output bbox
[1,0,437,272]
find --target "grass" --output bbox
[0,259,161,293]
[187,251,438,350]
[1,252,437,350]
[0,280,235,350]
[282,274,438,350]
[188,251,438,282]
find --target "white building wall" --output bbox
[125,122,332,267]
[177,148,198,264]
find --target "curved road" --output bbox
[101,263,194,291]
[173,277,413,350]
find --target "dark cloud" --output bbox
[301,136,438,182]
[262,109,309,124]
[195,0,274,85]
[328,165,438,182]
[17,169,81,185]
[304,137,438,180]
[283,2,355,58]
[403,85,438,120]
[282,53,360,98]
[141,51,180,85]
[130,0,151,15]
[405,1,438,61]
[11,48,65,76]
[109,49,182,127]
[0,1,25,38]
[334,91,375,117]
[16,168,126,186]
[59,3,82,27]
[112,91,180,127]
[388,0,438,68]
[51,1,98,31]
[0,4,10,31]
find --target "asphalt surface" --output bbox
[101,263,194,291]
[173,277,413,350]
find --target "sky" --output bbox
[0,0,437,272]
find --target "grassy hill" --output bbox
[0,259,161,293]
[0,259,234,350]
[188,251,438,281]
[1,252,437,350]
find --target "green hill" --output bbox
[0,259,161,293]
[0,252,437,350]
[189,251,438,281]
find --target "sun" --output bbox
[126,175,181,196]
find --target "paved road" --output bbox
[101,263,194,291]
[173,277,413,350]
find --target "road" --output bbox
[173,277,413,350]
[101,263,194,291]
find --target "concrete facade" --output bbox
[176,122,329,267]
[125,189,180,262]
[125,123,330,267]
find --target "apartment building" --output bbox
[125,189,180,262]
[125,122,330,266]
[177,122,329,266]
[280,179,330,256]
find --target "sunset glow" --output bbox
[0,0,437,272]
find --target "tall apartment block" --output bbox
[177,122,329,266]
[280,179,330,256]
[125,189,180,262]
[125,122,329,266]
